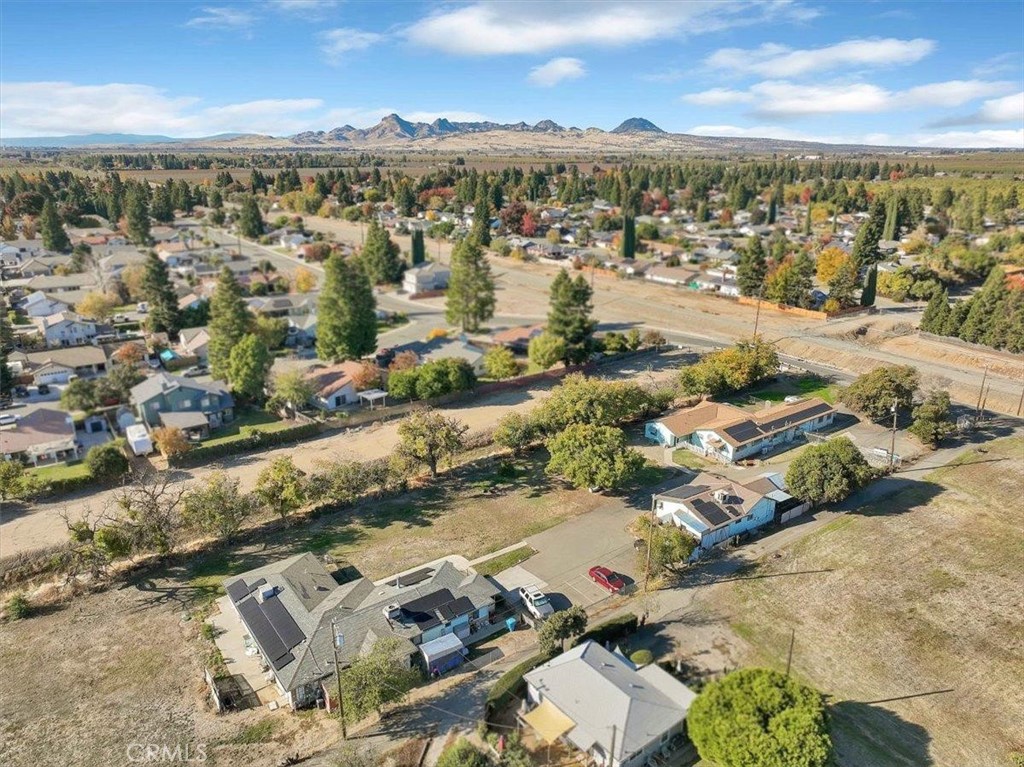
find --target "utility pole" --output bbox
[785,629,796,677]
[331,620,347,739]
[753,284,765,338]
[975,365,989,418]
[889,397,899,470]
[643,499,657,593]
[1017,381,1024,418]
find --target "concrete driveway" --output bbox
[514,500,642,611]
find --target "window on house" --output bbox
[200,397,210,407]
[151,403,161,411]
[182,399,192,408]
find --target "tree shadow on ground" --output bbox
[830,699,934,767]
[839,476,945,515]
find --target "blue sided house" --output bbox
[646,397,836,463]
[651,471,807,557]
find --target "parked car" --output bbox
[147,359,162,370]
[0,413,21,426]
[136,302,149,313]
[182,364,208,378]
[518,585,554,620]
[36,384,51,395]
[112,313,129,323]
[13,385,29,398]
[588,566,626,594]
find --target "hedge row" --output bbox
[574,613,638,647]
[485,651,553,717]
[42,473,99,495]
[169,422,321,467]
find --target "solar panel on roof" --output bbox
[225,579,249,603]
[437,596,474,622]
[237,597,289,664]
[723,421,762,443]
[691,498,731,527]
[247,577,267,594]
[262,594,306,649]
[269,651,294,671]
[395,567,434,587]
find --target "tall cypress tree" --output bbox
[360,219,404,284]
[860,265,877,307]
[621,215,636,259]
[737,236,768,297]
[207,267,251,380]
[141,252,181,337]
[0,305,13,396]
[237,195,264,238]
[959,265,1008,343]
[471,181,492,246]
[125,187,151,245]
[920,288,950,333]
[803,204,813,236]
[548,270,596,364]
[411,228,426,265]
[40,198,70,252]
[445,237,496,332]
[317,253,377,361]
[851,197,886,266]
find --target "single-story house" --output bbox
[400,337,487,375]
[646,397,836,463]
[130,372,234,432]
[8,345,109,384]
[652,471,805,554]
[645,265,698,288]
[0,408,79,466]
[491,324,544,353]
[25,273,98,294]
[303,361,363,410]
[18,290,70,318]
[403,262,450,294]
[521,641,696,767]
[222,553,499,709]
[693,274,741,297]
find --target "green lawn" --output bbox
[474,545,537,576]
[671,448,713,470]
[200,411,293,448]
[723,375,836,407]
[30,461,90,481]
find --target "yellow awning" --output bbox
[522,700,575,744]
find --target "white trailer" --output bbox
[125,424,153,456]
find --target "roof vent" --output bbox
[713,488,730,504]
[256,585,276,603]
[383,603,401,620]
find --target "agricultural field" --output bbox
[709,436,1024,767]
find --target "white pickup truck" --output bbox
[518,585,554,620]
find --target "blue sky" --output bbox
[2,0,1022,147]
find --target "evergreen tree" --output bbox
[40,198,70,252]
[237,194,264,238]
[696,201,709,222]
[317,253,377,361]
[959,266,1008,343]
[943,298,971,337]
[151,184,175,223]
[792,251,815,306]
[851,197,885,266]
[207,267,251,380]
[445,237,495,332]
[471,181,491,246]
[736,236,768,297]
[860,265,877,307]
[360,219,404,284]
[767,197,777,225]
[411,228,426,265]
[0,214,16,241]
[548,270,596,364]
[141,252,181,336]
[621,215,636,259]
[125,187,151,245]
[827,259,859,308]
[227,333,273,400]
[920,288,949,332]
[803,203,813,235]
[0,308,13,396]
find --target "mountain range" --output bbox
[0,114,967,153]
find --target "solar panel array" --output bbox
[394,567,434,587]
[723,400,834,445]
[690,498,733,527]
[236,592,307,671]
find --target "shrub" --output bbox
[630,649,654,666]
[486,651,552,716]
[436,739,488,767]
[169,423,320,467]
[6,592,31,620]
[84,441,129,483]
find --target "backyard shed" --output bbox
[419,633,466,676]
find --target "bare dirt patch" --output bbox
[706,436,1024,767]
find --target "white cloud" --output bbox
[269,0,338,10]
[683,79,1017,117]
[527,58,586,87]
[0,81,491,137]
[686,123,1024,149]
[405,0,817,56]
[320,28,385,64]
[929,92,1024,127]
[185,6,255,29]
[972,52,1021,77]
[705,37,935,77]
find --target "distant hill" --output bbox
[611,117,665,134]
[1,115,993,154]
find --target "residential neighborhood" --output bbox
[1,3,1023,767]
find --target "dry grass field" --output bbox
[711,436,1024,767]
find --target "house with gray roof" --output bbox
[222,553,499,709]
[130,372,234,436]
[521,641,696,767]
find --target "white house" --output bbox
[19,291,70,318]
[403,262,450,294]
[646,397,836,463]
[521,642,696,767]
[651,472,803,553]
[303,361,362,410]
[33,312,100,348]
